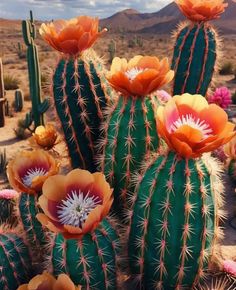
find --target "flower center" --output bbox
[57,190,101,228]
[170,114,213,139]
[125,67,147,81]
[22,167,48,187]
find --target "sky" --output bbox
[0,0,173,20]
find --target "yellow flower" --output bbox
[29,124,58,150]
[107,55,174,97]
[156,93,235,158]
[37,169,113,239]
[175,0,228,22]
[17,272,81,290]
[40,16,107,56]
[7,150,60,194]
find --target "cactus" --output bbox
[108,40,116,63]
[52,53,109,171]
[127,151,224,289]
[4,100,10,116]
[171,1,227,96]
[49,218,121,290]
[0,58,6,128]
[0,148,7,175]
[14,89,24,112]
[18,193,49,264]
[100,95,159,216]
[22,10,49,129]
[0,189,18,226]
[0,232,33,289]
[228,159,236,183]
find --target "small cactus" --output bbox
[108,39,116,63]
[0,189,19,226]
[14,89,24,112]
[0,148,7,175]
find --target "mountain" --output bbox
[100,0,236,34]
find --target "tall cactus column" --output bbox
[172,0,228,96]
[100,56,174,217]
[22,10,49,129]
[40,16,109,171]
[0,58,6,128]
[127,94,235,290]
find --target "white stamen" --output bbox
[22,167,47,187]
[125,67,147,81]
[57,190,101,228]
[170,114,213,139]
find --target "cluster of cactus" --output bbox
[52,52,110,171]
[14,89,24,112]
[22,10,49,130]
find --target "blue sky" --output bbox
[0,0,173,20]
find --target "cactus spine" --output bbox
[49,218,120,289]
[172,22,218,96]
[100,95,159,216]
[14,89,24,112]
[0,232,33,289]
[52,54,109,171]
[22,10,49,129]
[127,151,223,289]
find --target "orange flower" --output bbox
[156,93,235,159]
[29,124,58,150]
[106,55,174,97]
[40,16,107,56]
[7,150,60,194]
[175,0,228,22]
[37,169,113,239]
[17,272,81,290]
[224,135,236,160]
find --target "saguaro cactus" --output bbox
[172,0,228,96]
[22,10,49,129]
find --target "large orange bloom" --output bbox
[40,16,107,56]
[37,169,113,239]
[106,55,174,97]
[29,124,58,150]
[17,272,81,290]
[156,94,235,159]
[7,150,60,195]
[175,0,228,22]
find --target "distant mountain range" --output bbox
[100,0,236,34]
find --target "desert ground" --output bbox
[0,19,236,289]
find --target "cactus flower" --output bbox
[29,124,58,150]
[7,150,60,195]
[39,16,107,56]
[17,272,81,290]
[208,87,232,109]
[175,0,228,22]
[156,93,235,158]
[37,169,113,239]
[0,189,19,199]
[107,55,174,97]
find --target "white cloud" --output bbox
[0,0,173,20]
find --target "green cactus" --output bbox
[100,95,159,217]
[49,218,121,289]
[0,196,16,226]
[18,193,49,264]
[52,53,110,171]
[0,148,7,175]
[228,159,236,183]
[22,10,49,129]
[172,21,219,96]
[0,58,6,128]
[0,232,33,289]
[127,151,223,290]
[108,40,116,63]
[14,89,24,112]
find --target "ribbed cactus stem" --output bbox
[0,233,33,289]
[172,22,218,96]
[100,95,159,216]
[128,151,223,289]
[49,218,120,289]
[52,55,109,171]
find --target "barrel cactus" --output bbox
[99,55,174,216]
[172,0,228,96]
[128,94,235,289]
[36,168,121,289]
[0,189,18,225]
[40,16,110,172]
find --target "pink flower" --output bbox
[223,260,236,277]
[208,87,232,109]
[156,90,172,103]
[0,189,19,200]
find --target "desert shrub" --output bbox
[219,62,234,75]
[4,75,20,90]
